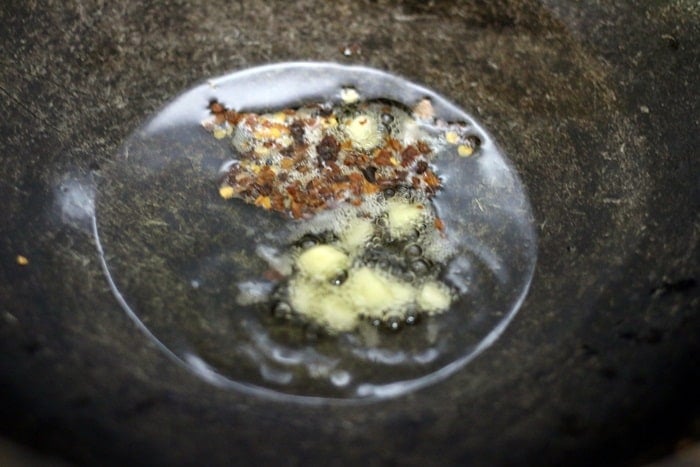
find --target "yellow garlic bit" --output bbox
[386,198,426,238]
[254,195,272,209]
[445,131,459,144]
[345,114,381,150]
[296,245,349,282]
[458,145,474,157]
[219,185,235,199]
[213,127,228,140]
[340,87,360,104]
[344,267,414,318]
[271,112,287,123]
[417,281,452,313]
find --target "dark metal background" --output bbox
[1,1,698,465]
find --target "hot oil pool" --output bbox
[95,63,537,401]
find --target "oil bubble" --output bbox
[410,259,431,275]
[272,301,293,319]
[405,312,419,326]
[330,270,349,286]
[467,134,482,151]
[298,234,322,249]
[404,244,422,258]
[385,316,403,332]
[405,229,421,242]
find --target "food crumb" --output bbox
[412,98,435,119]
[445,131,459,144]
[16,255,29,266]
[457,145,474,157]
[213,127,228,139]
[219,185,236,199]
[340,87,360,104]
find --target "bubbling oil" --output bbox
[94,63,536,402]
[206,87,485,333]
[274,189,454,333]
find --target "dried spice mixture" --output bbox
[203,88,479,332]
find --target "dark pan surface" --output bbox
[1,1,698,465]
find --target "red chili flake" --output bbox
[386,138,402,152]
[252,182,272,196]
[225,110,242,125]
[325,161,342,175]
[209,101,225,114]
[316,135,340,162]
[318,185,334,199]
[362,180,380,195]
[289,120,305,146]
[434,217,445,231]
[416,140,431,154]
[400,145,420,167]
[263,268,285,281]
[271,193,286,212]
[293,144,309,159]
[374,149,393,166]
[331,181,351,194]
[291,201,302,219]
[378,178,398,188]
[343,153,357,166]
[286,182,301,197]
[344,152,370,167]
[258,166,276,184]
[347,173,365,196]
[424,170,441,188]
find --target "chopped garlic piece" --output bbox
[296,245,349,282]
[413,98,435,118]
[458,145,474,157]
[345,115,381,150]
[213,127,228,139]
[386,198,425,238]
[340,87,360,103]
[417,281,452,312]
[219,185,235,199]
[343,267,414,317]
[340,218,374,253]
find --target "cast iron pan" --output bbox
[1,1,698,465]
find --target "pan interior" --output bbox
[95,63,536,401]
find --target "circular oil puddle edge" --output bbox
[93,62,537,404]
